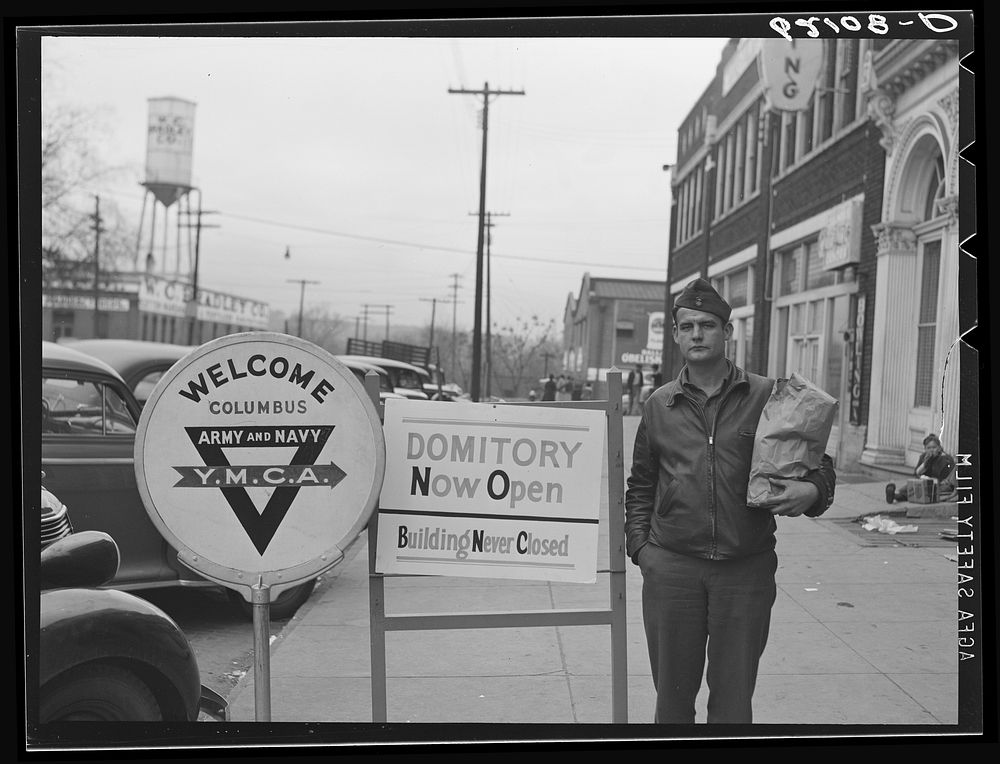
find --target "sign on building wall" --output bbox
[646,311,665,351]
[620,349,663,367]
[818,199,863,270]
[850,293,865,426]
[139,274,270,328]
[759,39,824,111]
[375,399,606,583]
[145,97,196,189]
[42,294,131,312]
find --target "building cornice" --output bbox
[863,39,958,155]
[872,39,959,100]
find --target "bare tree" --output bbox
[41,100,137,282]
[295,303,351,354]
[489,315,559,399]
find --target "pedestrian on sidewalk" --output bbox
[556,373,572,401]
[625,277,837,725]
[650,363,663,390]
[541,374,557,401]
[886,433,958,503]
[626,364,644,415]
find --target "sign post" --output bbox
[133,332,385,720]
[252,577,272,720]
[366,373,627,722]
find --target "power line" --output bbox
[94,185,666,273]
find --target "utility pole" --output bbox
[179,190,219,345]
[419,297,439,348]
[90,196,105,337]
[447,273,462,381]
[362,304,392,341]
[287,279,320,338]
[361,304,373,341]
[468,210,509,398]
[363,304,392,341]
[449,82,524,400]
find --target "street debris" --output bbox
[860,515,918,534]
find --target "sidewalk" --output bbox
[226,416,960,730]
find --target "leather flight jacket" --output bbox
[625,364,836,563]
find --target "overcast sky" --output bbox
[40,30,729,334]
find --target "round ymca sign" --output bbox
[134,333,385,595]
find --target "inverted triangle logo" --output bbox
[177,425,346,555]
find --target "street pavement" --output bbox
[225,414,963,736]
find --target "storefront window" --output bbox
[824,295,848,397]
[728,268,749,308]
[713,264,755,370]
[805,240,836,289]
[772,238,856,396]
[779,248,801,296]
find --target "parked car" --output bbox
[422,363,463,401]
[62,338,195,408]
[38,509,226,722]
[335,356,405,404]
[41,480,73,549]
[40,340,316,620]
[337,354,431,400]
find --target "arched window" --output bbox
[922,153,946,221]
[895,132,946,225]
[905,141,946,409]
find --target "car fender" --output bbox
[40,587,201,720]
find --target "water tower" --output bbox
[136,97,197,279]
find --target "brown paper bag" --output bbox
[746,372,838,508]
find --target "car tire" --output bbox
[40,663,162,722]
[226,577,317,621]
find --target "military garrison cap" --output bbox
[672,277,732,322]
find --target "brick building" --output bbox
[562,273,665,401]
[664,38,890,469]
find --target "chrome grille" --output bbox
[41,494,73,548]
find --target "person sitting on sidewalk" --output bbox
[885,433,958,503]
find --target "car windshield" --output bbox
[42,377,136,434]
[395,370,424,390]
[133,370,167,404]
